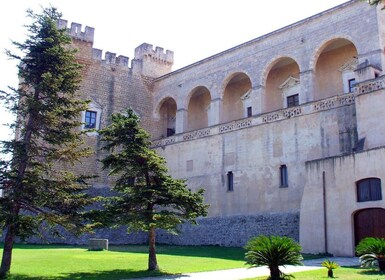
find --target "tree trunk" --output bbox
[269,265,281,280]
[0,222,17,279]
[327,268,334,278]
[148,226,159,271]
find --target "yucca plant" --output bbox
[321,259,339,278]
[245,235,303,280]
[356,237,385,272]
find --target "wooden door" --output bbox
[354,208,385,246]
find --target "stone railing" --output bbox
[183,128,211,141]
[152,92,358,148]
[355,75,385,94]
[262,107,302,123]
[218,118,252,133]
[313,93,355,112]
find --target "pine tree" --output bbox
[98,109,209,271]
[0,7,93,278]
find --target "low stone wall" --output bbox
[23,210,299,247]
[157,211,300,247]
[6,186,299,247]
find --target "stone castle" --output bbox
[62,0,385,256]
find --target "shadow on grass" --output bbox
[10,269,179,280]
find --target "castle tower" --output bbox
[132,43,174,78]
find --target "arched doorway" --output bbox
[187,86,211,131]
[222,73,252,123]
[314,38,358,100]
[354,208,385,246]
[263,57,300,113]
[158,97,177,137]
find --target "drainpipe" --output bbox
[322,171,328,254]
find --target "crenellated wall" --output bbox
[132,43,174,78]
[57,19,94,43]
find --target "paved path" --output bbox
[133,257,359,280]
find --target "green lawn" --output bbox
[3,244,384,279]
[2,243,247,279]
[249,266,385,280]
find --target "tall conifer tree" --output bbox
[99,109,209,271]
[0,7,93,278]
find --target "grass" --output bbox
[3,244,384,279]
[249,266,385,280]
[2,243,247,279]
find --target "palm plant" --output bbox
[356,237,385,272]
[321,259,339,278]
[245,235,303,280]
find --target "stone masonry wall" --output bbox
[25,211,299,247]
[23,187,299,247]
[157,211,300,247]
[68,38,155,186]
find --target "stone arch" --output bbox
[155,97,177,138]
[312,37,358,100]
[221,72,252,123]
[262,56,300,113]
[186,86,211,131]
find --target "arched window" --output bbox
[357,178,382,202]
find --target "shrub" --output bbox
[356,237,385,272]
[245,235,303,280]
[321,259,339,278]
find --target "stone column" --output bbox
[300,69,315,103]
[208,98,222,126]
[175,108,187,134]
[252,85,264,115]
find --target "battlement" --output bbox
[57,19,94,43]
[92,49,129,67]
[134,43,174,65]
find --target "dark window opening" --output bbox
[357,178,382,202]
[280,165,288,187]
[167,128,175,137]
[348,78,356,93]
[227,171,234,192]
[287,94,299,108]
[247,106,252,117]
[85,110,97,129]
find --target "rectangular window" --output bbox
[280,165,288,187]
[167,128,175,137]
[287,94,299,108]
[348,78,356,93]
[227,171,234,192]
[247,106,252,117]
[85,110,97,129]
